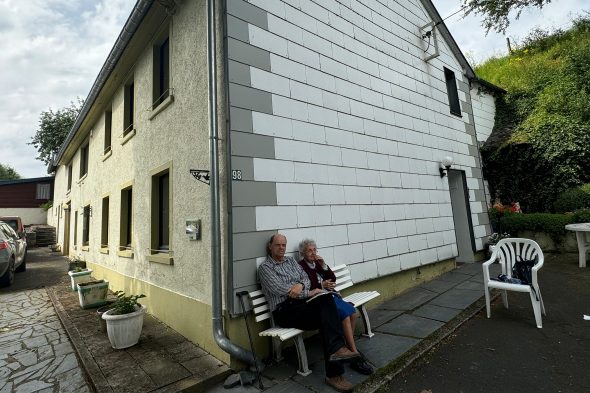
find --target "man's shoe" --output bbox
[350,357,373,375]
[325,375,354,392]
[329,346,360,361]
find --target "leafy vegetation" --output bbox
[29,99,83,166]
[111,291,146,315]
[463,0,553,34]
[478,15,590,212]
[554,184,590,212]
[495,210,590,243]
[0,164,20,180]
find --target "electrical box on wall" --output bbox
[186,220,201,241]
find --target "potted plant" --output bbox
[77,279,109,309]
[102,291,147,349]
[68,267,93,291]
[488,232,511,253]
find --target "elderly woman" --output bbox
[298,239,373,375]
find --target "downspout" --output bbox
[207,0,257,366]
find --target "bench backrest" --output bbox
[248,289,272,323]
[332,264,354,292]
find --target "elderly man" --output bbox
[258,234,358,392]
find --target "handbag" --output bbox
[512,255,538,285]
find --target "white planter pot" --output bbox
[102,304,147,349]
[77,280,109,309]
[68,269,93,291]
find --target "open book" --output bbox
[306,290,341,303]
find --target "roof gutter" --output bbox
[207,0,258,367]
[53,0,156,169]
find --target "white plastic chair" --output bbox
[482,238,546,328]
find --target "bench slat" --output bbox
[343,291,380,307]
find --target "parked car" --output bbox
[0,221,26,287]
[0,216,26,240]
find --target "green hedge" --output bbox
[554,184,590,212]
[499,210,590,239]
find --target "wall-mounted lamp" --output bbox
[439,156,454,178]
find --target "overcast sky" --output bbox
[0,0,587,179]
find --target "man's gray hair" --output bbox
[298,238,316,257]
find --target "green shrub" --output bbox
[499,209,590,243]
[554,184,590,212]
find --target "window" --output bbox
[73,210,78,246]
[123,81,135,136]
[151,170,170,252]
[79,143,89,178]
[36,183,51,199]
[101,196,109,250]
[104,109,112,154]
[444,67,461,116]
[67,164,72,191]
[120,186,133,252]
[82,205,91,247]
[152,35,170,108]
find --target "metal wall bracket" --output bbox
[190,169,210,185]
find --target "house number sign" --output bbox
[232,170,242,181]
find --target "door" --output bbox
[63,203,71,256]
[448,170,476,262]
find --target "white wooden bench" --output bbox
[248,263,381,376]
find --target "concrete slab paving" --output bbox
[430,288,484,309]
[356,333,420,368]
[376,314,444,338]
[366,309,404,328]
[377,287,438,311]
[411,304,462,322]
[418,278,458,293]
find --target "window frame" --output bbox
[123,80,135,136]
[148,163,173,265]
[67,164,73,192]
[104,109,112,156]
[101,195,110,253]
[82,205,91,248]
[118,183,133,257]
[444,67,462,117]
[79,143,89,179]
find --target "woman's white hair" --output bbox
[298,238,316,257]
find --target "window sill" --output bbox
[149,94,174,121]
[102,149,112,162]
[147,252,174,265]
[100,247,109,254]
[120,129,136,146]
[450,110,462,117]
[81,246,89,251]
[77,173,88,185]
[117,249,134,258]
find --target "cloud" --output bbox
[0,0,135,178]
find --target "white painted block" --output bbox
[292,120,326,143]
[297,205,332,227]
[337,112,364,133]
[363,119,387,138]
[379,171,402,188]
[370,187,395,204]
[353,134,378,153]
[331,205,361,225]
[355,169,381,187]
[285,5,318,33]
[370,76,392,95]
[360,87,384,108]
[347,66,371,87]
[333,243,364,265]
[347,222,375,243]
[377,255,401,275]
[367,152,390,171]
[415,218,435,234]
[376,139,398,156]
[383,204,406,220]
[249,25,288,57]
[320,55,348,77]
[387,236,410,255]
[443,229,456,245]
[388,156,410,173]
[290,80,323,106]
[308,105,339,128]
[341,149,368,168]
[343,186,372,204]
[248,0,286,18]
[294,162,329,183]
[400,251,420,270]
[348,260,379,282]
[270,54,307,82]
[317,19,344,45]
[359,205,385,222]
[268,14,303,44]
[288,41,320,68]
[350,99,375,120]
[313,184,345,205]
[310,144,342,165]
[276,183,314,205]
[306,67,336,91]
[273,95,308,122]
[401,173,420,188]
[335,78,362,101]
[256,206,298,230]
[408,234,427,252]
[436,244,455,260]
[274,139,312,162]
[315,225,349,247]
[252,112,293,138]
[250,67,291,96]
[419,248,438,265]
[374,221,397,240]
[396,219,417,236]
[362,240,388,261]
[325,128,355,149]
[253,158,294,182]
[327,165,356,185]
[302,30,333,57]
[281,227,317,254]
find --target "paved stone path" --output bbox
[0,289,91,393]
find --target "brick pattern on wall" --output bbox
[227,0,490,298]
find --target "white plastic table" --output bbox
[565,223,590,268]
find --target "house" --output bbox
[47,0,500,366]
[0,176,54,225]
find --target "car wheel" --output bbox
[0,257,15,287]
[16,248,26,272]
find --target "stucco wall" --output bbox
[226,0,490,311]
[0,208,47,226]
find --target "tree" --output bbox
[0,164,20,180]
[463,0,553,34]
[29,98,83,166]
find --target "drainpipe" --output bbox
[207,0,257,366]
